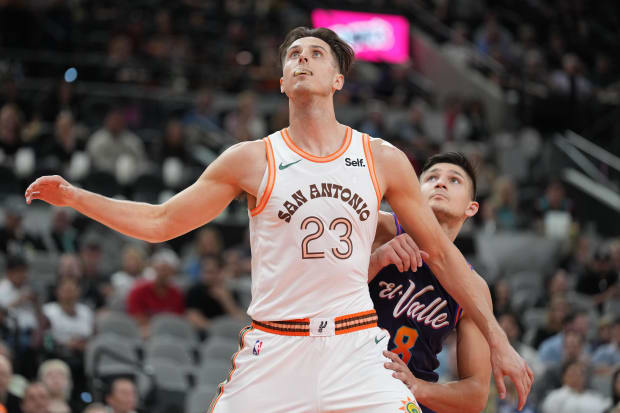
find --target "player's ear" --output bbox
[333,73,344,91]
[465,201,479,218]
[280,77,285,94]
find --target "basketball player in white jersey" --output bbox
[25,27,532,411]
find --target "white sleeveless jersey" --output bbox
[247,127,382,321]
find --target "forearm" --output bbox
[71,187,167,243]
[426,245,505,348]
[367,253,383,282]
[414,378,489,413]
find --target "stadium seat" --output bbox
[96,311,141,342]
[199,336,238,361]
[85,334,141,378]
[195,358,231,386]
[186,385,218,413]
[208,316,249,340]
[150,313,200,344]
[144,337,195,367]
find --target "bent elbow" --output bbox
[467,383,490,413]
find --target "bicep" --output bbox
[375,143,447,259]
[159,141,262,240]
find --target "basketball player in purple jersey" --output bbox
[369,153,492,412]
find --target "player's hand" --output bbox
[491,336,534,411]
[383,350,421,392]
[25,175,75,207]
[373,233,429,272]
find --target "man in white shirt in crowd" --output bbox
[542,360,610,413]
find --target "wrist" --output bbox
[488,323,509,349]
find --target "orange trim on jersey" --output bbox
[362,134,381,209]
[336,321,378,335]
[334,309,376,322]
[252,322,311,336]
[249,137,275,217]
[280,126,352,163]
[207,325,253,413]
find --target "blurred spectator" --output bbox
[223,91,266,142]
[532,295,570,349]
[86,107,147,179]
[37,360,72,408]
[535,330,590,403]
[0,103,23,161]
[491,278,512,316]
[49,208,79,254]
[104,377,139,413]
[483,175,521,231]
[109,245,147,310]
[591,318,620,375]
[42,275,93,351]
[102,34,149,85]
[535,269,571,308]
[21,382,51,413]
[576,246,618,310]
[592,54,615,89]
[536,180,573,216]
[441,23,473,67]
[549,54,592,99]
[473,12,513,65]
[127,249,184,338]
[498,312,544,378]
[42,277,92,403]
[36,111,82,175]
[184,226,224,281]
[151,118,193,165]
[0,199,47,256]
[78,235,110,310]
[185,256,246,338]
[593,315,615,350]
[605,368,620,413]
[538,310,591,366]
[0,255,48,378]
[0,355,21,413]
[183,88,224,148]
[541,360,610,413]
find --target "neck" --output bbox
[287,94,345,156]
[438,218,464,242]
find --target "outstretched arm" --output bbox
[25,140,266,243]
[372,139,532,409]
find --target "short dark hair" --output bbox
[421,152,477,200]
[278,27,355,75]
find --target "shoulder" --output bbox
[368,137,406,162]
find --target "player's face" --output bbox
[420,163,478,222]
[280,36,344,98]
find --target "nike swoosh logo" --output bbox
[375,335,387,344]
[279,159,302,170]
